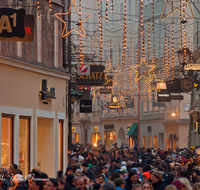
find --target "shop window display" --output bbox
[92,133,101,147]
[104,131,116,148]
[19,118,30,176]
[1,117,13,169]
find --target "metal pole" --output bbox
[188,89,194,148]
[67,0,72,149]
[137,1,142,148]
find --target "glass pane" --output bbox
[1,117,13,169]
[58,122,63,171]
[142,136,146,148]
[19,118,30,176]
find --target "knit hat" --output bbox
[78,155,84,164]
[71,157,77,161]
[81,162,88,168]
[121,166,127,171]
[121,161,126,166]
[114,178,126,187]
[105,165,110,170]
[171,180,184,189]
[142,172,150,180]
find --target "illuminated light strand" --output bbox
[164,28,167,80]
[191,45,193,64]
[148,20,150,62]
[91,36,93,55]
[152,0,154,33]
[130,40,133,100]
[111,0,113,13]
[141,0,145,59]
[109,39,114,73]
[106,0,108,22]
[37,0,40,18]
[118,44,121,71]
[79,0,84,65]
[180,0,182,48]
[167,35,170,79]
[172,21,174,80]
[49,0,52,12]
[135,48,139,90]
[183,0,187,63]
[97,0,100,25]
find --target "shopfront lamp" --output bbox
[177,48,191,66]
[172,112,176,117]
[113,96,117,103]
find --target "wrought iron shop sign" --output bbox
[0,8,25,38]
[76,65,105,86]
[157,89,170,102]
[39,79,56,100]
[80,99,92,113]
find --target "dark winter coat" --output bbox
[152,181,165,190]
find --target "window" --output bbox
[75,133,79,143]
[119,2,123,25]
[127,0,131,23]
[58,121,63,171]
[133,96,137,113]
[37,14,42,63]
[142,136,147,148]
[54,20,58,67]
[1,117,13,169]
[111,4,115,27]
[134,0,139,21]
[154,91,158,113]
[17,42,22,57]
[19,118,30,176]
[148,136,152,148]
[153,136,158,150]
[126,108,129,115]
[92,133,101,147]
[93,11,97,31]
[143,101,147,114]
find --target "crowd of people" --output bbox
[2,145,200,190]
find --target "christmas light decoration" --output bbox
[106,0,108,22]
[55,0,91,37]
[172,21,174,80]
[111,0,113,13]
[180,0,182,49]
[160,0,194,20]
[37,0,40,18]
[79,0,84,65]
[152,0,154,33]
[148,20,150,61]
[49,0,52,12]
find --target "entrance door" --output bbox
[37,117,54,177]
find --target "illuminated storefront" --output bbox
[104,125,116,147]
[92,133,101,147]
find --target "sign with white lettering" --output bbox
[76,65,105,86]
[184,64,200,71]
[0,8,25,38]
[80,99,92,113]
[157,89,170,102]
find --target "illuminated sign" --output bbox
[157,89,170,102]
[184,64,200,71]
[0,8,25,38]
[39,79,56,100]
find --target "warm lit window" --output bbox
[1,117,13,169]
[143,101,147,114]
[37,14,42,63]
[119,2,123,25]
[58,121,63,171]
[153,136,158,150]
[142,136,147,148]
[54,19,59,67]
[19,118,30,176]
[75,133,79,143]
[92,133,101,147]
[148,136,152,148]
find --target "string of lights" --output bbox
[111,0,113,13]
[49,0,52,12]
[106,0,108,22]
[152,0,154,33]
[37,0,40,18]
[79,0,84,65]
[172,21,174,80]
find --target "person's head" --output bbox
[66,174,75,185]
[67,167,73,175]
[171,180,185,190]
[101,181,116,190]
[142,172,150,182]
[179,178,192,190]
[71,157,78,165]
[142,181,153,190]
[8,163,18,174]
[56,179,65,190]
[76,177,86,190]
[113,178,125,189]
[30,178,43,190]
[151,171,162,184]
[128,170,138,183]
[81,162,88,172]
[75,169,82,177]
[13,174,24,186]
[44,178,58,190]
[97,174,105,185]
[88,152,94,160]
[132,184,143,190]
[111,160,116,166]
[165,185,178,190]
[105,165,110,173]
[193,170,199,178]
[110,172,120,181]
[93,183,101,190]
[101,166,107,174]
[193,182,200,190]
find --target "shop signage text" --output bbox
[184,64,200,71]
[99,88,112,94]
[80,99,92,113]
[0,8,25,38]
[104,124,114,130]
[76,65,105,86]
[157,89,170,102]
[39,79,56,100]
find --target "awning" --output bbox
[127,123,138,135]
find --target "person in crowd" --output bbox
[66,174,75,190]
[164,184,178,190]
[56,179,65,190]
[125,170,140,190]
[193,182,200,190]
[8,164,18,176]
[192,170,200,184]
[97,174,105,185]
[132,184,143,190]
[151,171,165,190]
[179,178,192,190]
[30,178,43,190]
[142,172,150,182]
[110,160,120,174]
[86,153,97,166]
[113,178,125,190]
[142,181,153,190]
[100,181,116,190]
[44,178,58,190]
[93,183,101,190]
[171,179,186,190]
[76,178,87,190]
[81,162,95,181]
[70,157,80,173]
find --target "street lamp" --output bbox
[171,112,176,117]
[177,48,191,66]
[113,96,118,103]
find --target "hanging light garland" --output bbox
[106,0,108,22]
[79,0,84,65]
[37,0,40,18]
[167,34,170,79]
[148,20,150,62]
[130,40,133,100]
[171,21,174,80]
[180,0,182,49]
[152,0,154,33]
[111,0,113,13]
[49,0,52,12]
[183,0,187,63]
[164,28,167,80]
[91,36,93,55]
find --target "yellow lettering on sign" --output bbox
[194,83,198,88]
[0,15,12,33]
[99,72,103,79]
[76,74,81,79]
[10,13,17,27]
[82,75,86,79]
[91,72,95,79]
[86,75,90,79]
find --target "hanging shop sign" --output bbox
[77,62,90,75]
[39,79,56,100]
[180,76,194,92]
[0,8,25,39]
[99,88,112,94]
[76,65,105,86]
[80,99,92,113]
[103,75,113,86]
[157,89,170,102]
[184,64,200,71]
[0,15,34,42]
[166,79,183,93]
[170,95,184,100]
[125,99,134,108]
[184,103,190,111]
